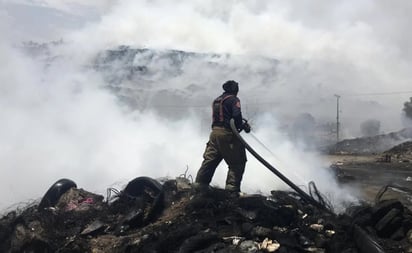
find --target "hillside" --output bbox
[330,128,412,155]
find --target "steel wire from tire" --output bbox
[375,183,412,204]
[308,181,334,213]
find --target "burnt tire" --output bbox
[38,178,77,210]
[178,231,219,253]
[122,177,165,224]
[123,176,162,198]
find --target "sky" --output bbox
[1,0,412,212]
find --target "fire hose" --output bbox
[230,119,386,252]
[229,119,333,214]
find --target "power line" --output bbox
[342,91,412,97]
[149,104,209,108]
[140,90,412,109]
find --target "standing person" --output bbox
[195,80,251,194]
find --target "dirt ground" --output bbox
[325,154,412,208]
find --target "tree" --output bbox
[403,97,412,120]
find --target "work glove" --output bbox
[242,119,251,133]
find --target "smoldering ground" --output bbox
[2,0,412,211]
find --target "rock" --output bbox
[260,238,280,252]
[251,226,272,237]
[310,224,324,232]
[239,240,259,253]
[81,220,106,236]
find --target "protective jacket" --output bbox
[195,86,247,193]
[211,92,243,130]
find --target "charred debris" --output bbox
[1,174,412,253]
[2,126,412,252]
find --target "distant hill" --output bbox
[329,128,412,155]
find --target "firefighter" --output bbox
[195,80,251,194]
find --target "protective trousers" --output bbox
[195,127,247,192]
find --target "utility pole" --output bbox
[334,94,341,143]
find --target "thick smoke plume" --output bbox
[2,0,412,211]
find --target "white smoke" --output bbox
[2,0,412,211]
[0,44,209,210]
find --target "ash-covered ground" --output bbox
[1,167,412,253]
[2,130,412,253]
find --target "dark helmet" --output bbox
[222,80,239,94]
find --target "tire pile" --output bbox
[1,177,412,252]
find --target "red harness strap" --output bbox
[218,95,234,122]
